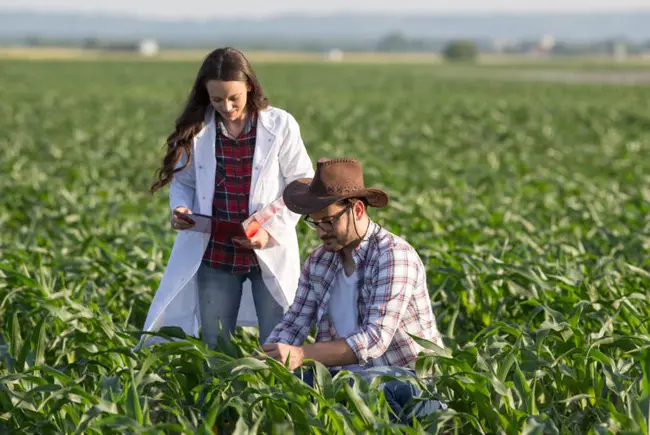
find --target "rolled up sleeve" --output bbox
[265,257,317,345]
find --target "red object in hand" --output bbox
[245,220,261,239]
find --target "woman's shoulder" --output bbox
[258,105,300,131]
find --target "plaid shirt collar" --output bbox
[313,220,383,317]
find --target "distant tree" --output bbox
[82,37,102,49]
[442,39,479,62]
[24,35,45,47]
[551,42,577,55]
[376,32,411,52]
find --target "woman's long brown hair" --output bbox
[150,47,269,193]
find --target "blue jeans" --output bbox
[196,262,284,347]
[296,365,447,425]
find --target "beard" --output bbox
[319,213,361,252]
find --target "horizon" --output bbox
[2,3,650,46]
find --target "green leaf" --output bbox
[497,351,517,383]
[408,333,453,358]
[312,361,335,400]
[520,415,558,435]
[342,382,375,428]
[32,316,47,367]
[125,371,143,425]
[10,312,22,360]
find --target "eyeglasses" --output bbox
[303,205,352,231]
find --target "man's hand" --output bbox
[261,343,304,370]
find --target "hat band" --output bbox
[326,185,364,195]
[308,181,364,196]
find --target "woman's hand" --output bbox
[233,228,270,250]
[171,207,195,230]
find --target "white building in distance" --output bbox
[139,39,160,57]
[326,48,344,62]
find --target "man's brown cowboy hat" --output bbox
[283,157,389,215]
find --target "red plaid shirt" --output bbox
[265,221,444,369]
[202,112,259,274]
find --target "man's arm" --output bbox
[262,338,358,370]
[264,257,317,346]
[302,339,358,366]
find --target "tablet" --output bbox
[178,213,248,238]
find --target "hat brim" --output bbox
[283,178,390,215]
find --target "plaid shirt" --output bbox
[265,221,444,369]
[202,112,259,274]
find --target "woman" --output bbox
[137,47,314,350]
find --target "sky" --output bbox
[1,0,649,19]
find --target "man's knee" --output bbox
[291,365,446,426]
[379,375,447,423]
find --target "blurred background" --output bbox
[1,0,649,68]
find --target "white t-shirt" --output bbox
[328,266,363,372]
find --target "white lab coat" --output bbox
[136,105,314,349]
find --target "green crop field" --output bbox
[1,58,650,434]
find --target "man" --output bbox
[262,157,447,424]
